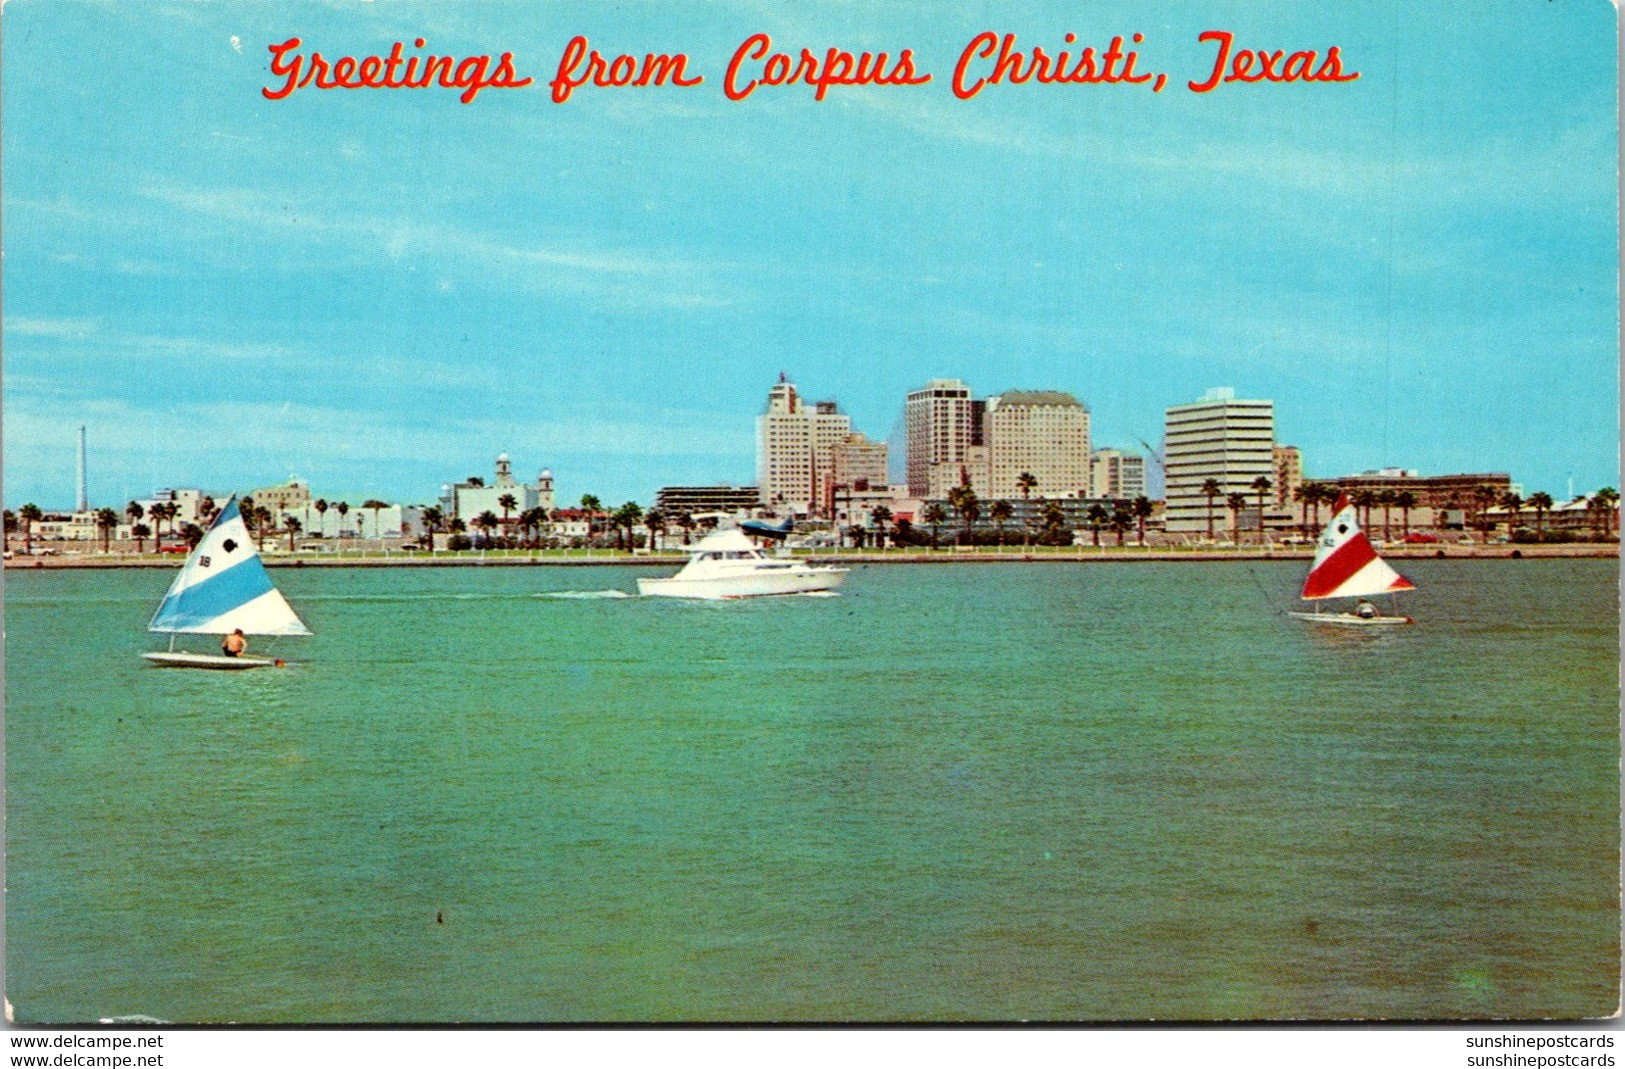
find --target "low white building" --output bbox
[440,454,556,527]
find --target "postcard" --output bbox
[3,0,1618,1029]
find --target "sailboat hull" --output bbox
[1288,611,1414,627]
[142,651,281,670]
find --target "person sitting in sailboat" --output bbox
[1355,599,1377,619]
[221,629,247,658]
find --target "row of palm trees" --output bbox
[7,480,1624,556]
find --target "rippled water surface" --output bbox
[5,560,1618,1022]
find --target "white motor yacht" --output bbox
[637,529,847,599]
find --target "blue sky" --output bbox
[3,0,1617,510]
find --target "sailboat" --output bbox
[143,496,312,668]
[1289,493,1416,626]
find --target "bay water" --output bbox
[5,559,1618,1022]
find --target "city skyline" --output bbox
[4,1,1617,509]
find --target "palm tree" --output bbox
[466,476,486,488]
[1250,475,1273,544]
[1040,499,1067,543]
[199,496,218,525]
[420,505,444,550]
[335,501,351,537]
[1086,503,1109,546]
[126,500,145,531]
[1132,495,1152,545]
[1526,492,1553,540]
[1110,504,1133,546]
[1226,493,1247,542]
[254,506,274,549]
[1350,489,1376,533]
[1500,491,1523,539]
[179,522,205,549]
[643,508,665,552]
[870,505,893,549]
[20,503,41,555]
[675,510,695,546]
[1393,490,1417,537]
[1017,472,1038,547]
[1472,485,1500,539]
[315,498,329,536]
[615,502,643,551]
[1593,487,1619,538]
[948,486,980,545]
[95,507,119,552]
[922,502,947,548]
[1294,483,1316,536]
[131,522,152,553]
[498,493,517,533]
[284,515,302,551]
[516,507,542,547]
[989,500,1012,547]
[1371,489,1393,541]
[580,494,602,541]
[1201,478,1222,541]
[474,510,500,547]
[4,509,16,553]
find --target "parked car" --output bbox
[1403,532,1441,544]
[158,541,190,554]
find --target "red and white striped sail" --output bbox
[1301,494,1416,600]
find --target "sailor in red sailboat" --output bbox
[1289,493,1416,626]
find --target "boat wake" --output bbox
[537,590,635,600]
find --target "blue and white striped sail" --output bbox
[148,497,311,636]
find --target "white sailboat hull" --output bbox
[1288,611,1414,627]
[142,651,282,670]
[638,567,846,599]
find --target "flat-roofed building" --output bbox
[831,433,888,491]
[1091,448,1146,501]
[655,485,764,518]
[1163,388,1275,534]
[1329,469,1514,510]
[905,378,987,499]
[1273,445,1302,507]
[986,391,1091,499]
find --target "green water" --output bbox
[5,560,1618,1022]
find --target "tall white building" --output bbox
[985,391,1090,499]
[905,379,987,499]
[1091,448,1147,501]
[756,375,851,515]
[1162,388,1275,534]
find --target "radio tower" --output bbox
[76,426,88,511]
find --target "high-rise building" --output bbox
[905,379,984,499]
[1091,448,1146,501]
[985,391,1091,499]
[1273,445,1303,506]
[756,375,851,515]
[1162,388,1275,534]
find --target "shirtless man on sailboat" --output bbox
[221,629,247,657]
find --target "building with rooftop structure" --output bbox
[440,453,556,527]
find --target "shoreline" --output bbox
[6,543,1616,569]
